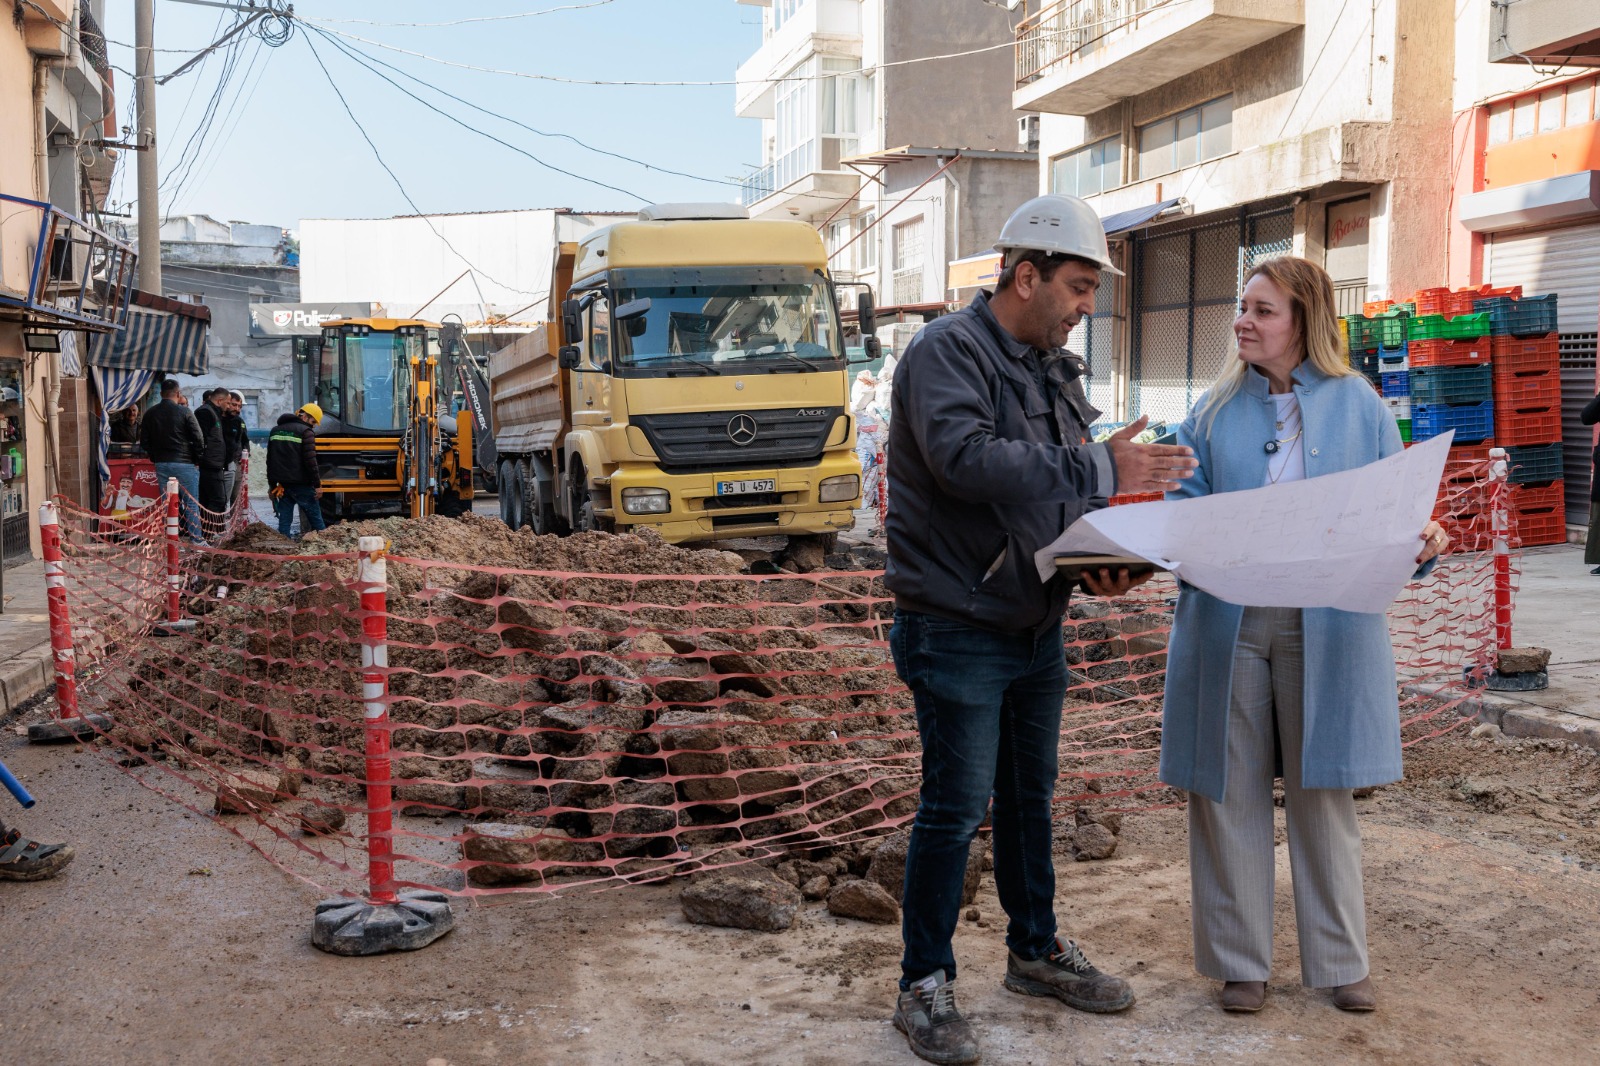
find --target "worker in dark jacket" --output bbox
[220,390,249,511]
[138,378,205,542]
[193,389,228,537]
[267,403,326,539]
[883,194,1198,1065]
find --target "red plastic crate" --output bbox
[1411,287,1478,317]
[1472,283,1524,300]
[1489,333,1558,374]
[1363,299,1395,316]
[1108,491,1163,506]
[1496,404,1561,447]
[1408,338,1489,368]
[1442,441,1495,483]
[1493,367,1561,409]
[1512,480,1564,513]
[1516,504,1567,546]
[1437,510,1492,553]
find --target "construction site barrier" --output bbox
[36,455,1514,911]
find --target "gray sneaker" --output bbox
[893,970,981,1065]
[1003,937,1135,1013]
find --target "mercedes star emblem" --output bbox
[727,413,758,447]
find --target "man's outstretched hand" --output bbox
[1105,416,1198,494]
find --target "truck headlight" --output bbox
[819,474,860,503]
[621,487,670,515]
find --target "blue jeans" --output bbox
[153,461,202,541]
[277,484,326,538]
[890,609,1067,987]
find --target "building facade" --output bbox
[1018,0,1456,423]
[734,0,1038,353]
[0,1,129,564]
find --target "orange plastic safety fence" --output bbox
[47,460,1510,900]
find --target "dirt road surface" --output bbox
[3,706,1597,1066]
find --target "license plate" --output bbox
[716,478,775,495]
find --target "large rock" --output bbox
[867,830,985,905]
[1067,823,1118,861]
[213,768,289,814]
[826,878,899,924]
[463,822,543,886]
[681,874,801,932]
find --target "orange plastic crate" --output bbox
[1408,338,1489,368]
[1493,367,1561,409]
[1489,333,1558,374]
[1512,480,1564,513]
[1438,510,1492,553]
[1411,287,1477,317]
[1363,299,1395,316]
[1442,442,1495,483]
[1472,283,1523,300]
[1496,405,1561,447]
[1516,504,1567,546]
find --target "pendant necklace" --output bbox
[1265,401,1302,455]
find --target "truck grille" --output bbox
[631,407,842,475]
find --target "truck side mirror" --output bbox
[557,345,582,370]
[615,297,651,338]
[857,291,877,337]
[562,299,581,346]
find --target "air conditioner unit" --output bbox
[1018,115,1040,152]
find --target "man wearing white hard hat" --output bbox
[884,194,1197,1064]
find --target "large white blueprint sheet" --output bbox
[1035,433,1454,613]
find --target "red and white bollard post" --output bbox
[152,477,196,636]
[1482,447,1547,691]
[312,536,453,955]
[28,502,113,742]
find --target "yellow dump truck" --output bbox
[488,203,874,549]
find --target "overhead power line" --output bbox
[307,1,619,28]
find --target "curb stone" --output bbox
[1402,681,1600,753]
[0,641,54,718]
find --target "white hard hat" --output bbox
[995,194,1122,276]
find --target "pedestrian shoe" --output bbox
[0,829,75,881]
[892,970,981,1065]
[1003,937,1136,1013]
[1220,981,1267,1013]
[1590,565,1600,576]
[1331,976,1377,1012]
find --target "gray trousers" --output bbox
[1187,605,1369,987]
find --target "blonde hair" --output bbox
[1194,256,1354,436]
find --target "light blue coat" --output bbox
[1159,362,1430,802]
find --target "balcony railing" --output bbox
[0,193,136,333]
[1016,0,1174,87]
[739,165,777,207]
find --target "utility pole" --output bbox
[135,0,161,292]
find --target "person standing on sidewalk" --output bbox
[883,193,1198,1065]
[1582,389,1599,575]
[267,403,326,539]
[138,379,205,542]
[220,390,250,515]
[193,388,228,538]
[1160,256,1447,1016]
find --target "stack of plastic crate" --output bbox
[1475,289,1564,545]
[1406,308,1495,445]
[1344,307,1410,389]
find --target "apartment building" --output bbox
[1447,1,1600,532]
[1017,0,1455,422]
[734,0,1037,352]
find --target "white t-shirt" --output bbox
[1265,392,1306,486]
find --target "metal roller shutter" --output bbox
[1486,222,1600,528]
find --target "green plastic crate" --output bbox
[1397,417,1411,443]
[1345,314,1378,352]
[1407,311,1491,342]
[1370,311,1408,349]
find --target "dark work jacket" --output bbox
[220,412,248,466]
[138,399,204,465]
[884,289,1114,634]
[1583,392,1600,502]
[193,403,227,472]
[266,414,319,487]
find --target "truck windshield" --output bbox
[611,267,842,372]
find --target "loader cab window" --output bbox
[345,331,424,432]
[610,265,843,375]
[317,332,342,417]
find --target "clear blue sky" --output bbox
[101,1,761,230]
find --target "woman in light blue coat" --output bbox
[1161,257,1447,1016]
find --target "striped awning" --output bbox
[88,309,209,374]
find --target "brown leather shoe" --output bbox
[1331,976,1377,1012]
[1220,981,1266,1013]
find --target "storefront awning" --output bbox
[1101,198,1186,237]
[88,308,209,375]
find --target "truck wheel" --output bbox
[568,462,609,534]
[525,466,557,535]
[514,459,533,529]
[791,532,838,555]
[498,459,523,529]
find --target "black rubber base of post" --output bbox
[311,890,455,956]
[27,713,114,743]
[1486,668,1549,692]
[152,618,198,637]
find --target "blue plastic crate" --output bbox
[1380,371,1409,397]
[1349,349,1382,383]
[1408,364,1492,406]
[1473,293,1558,336]
[1411,400,1494,443]
[1506,442,1563,484]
